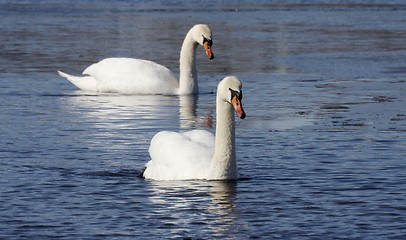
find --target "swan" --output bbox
[58,24,214,95]
[142,76,246,180]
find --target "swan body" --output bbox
[58,24,214,95]
[143,76,246,180]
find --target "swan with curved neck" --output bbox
[143,76,246,180]
[58,24,214,95]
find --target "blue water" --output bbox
[1,1,406,239]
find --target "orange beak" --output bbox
[232,96,246,119]
[203,41,214,60]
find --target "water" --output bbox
[1,0,406,239]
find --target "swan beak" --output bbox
[232,96,246,119]
[203,41,214,60]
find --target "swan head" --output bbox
[218,76,246,119]
[191,24,214,60]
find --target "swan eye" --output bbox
[203,36,213,46]
[229,88,242,101]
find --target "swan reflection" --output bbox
[207,181,240,237]
[179,94,213,129]
[147,180,241,238]
[64,92,211,130]
[179,94,197,129]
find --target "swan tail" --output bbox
[57,70,99,91]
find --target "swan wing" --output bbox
[58,70,99,91]
[144,130,215,180]
[82,58,179,94]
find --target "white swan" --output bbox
[58,24,214,95]
[143,76,246,180]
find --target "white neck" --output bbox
[208,96,238,180]
[178,31,199,95]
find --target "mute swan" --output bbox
[58,24,214,95]
[142,76,246,180]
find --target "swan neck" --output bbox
[209,97,237,180]
[178,31,198,95]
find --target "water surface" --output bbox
[1,1,405,239]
